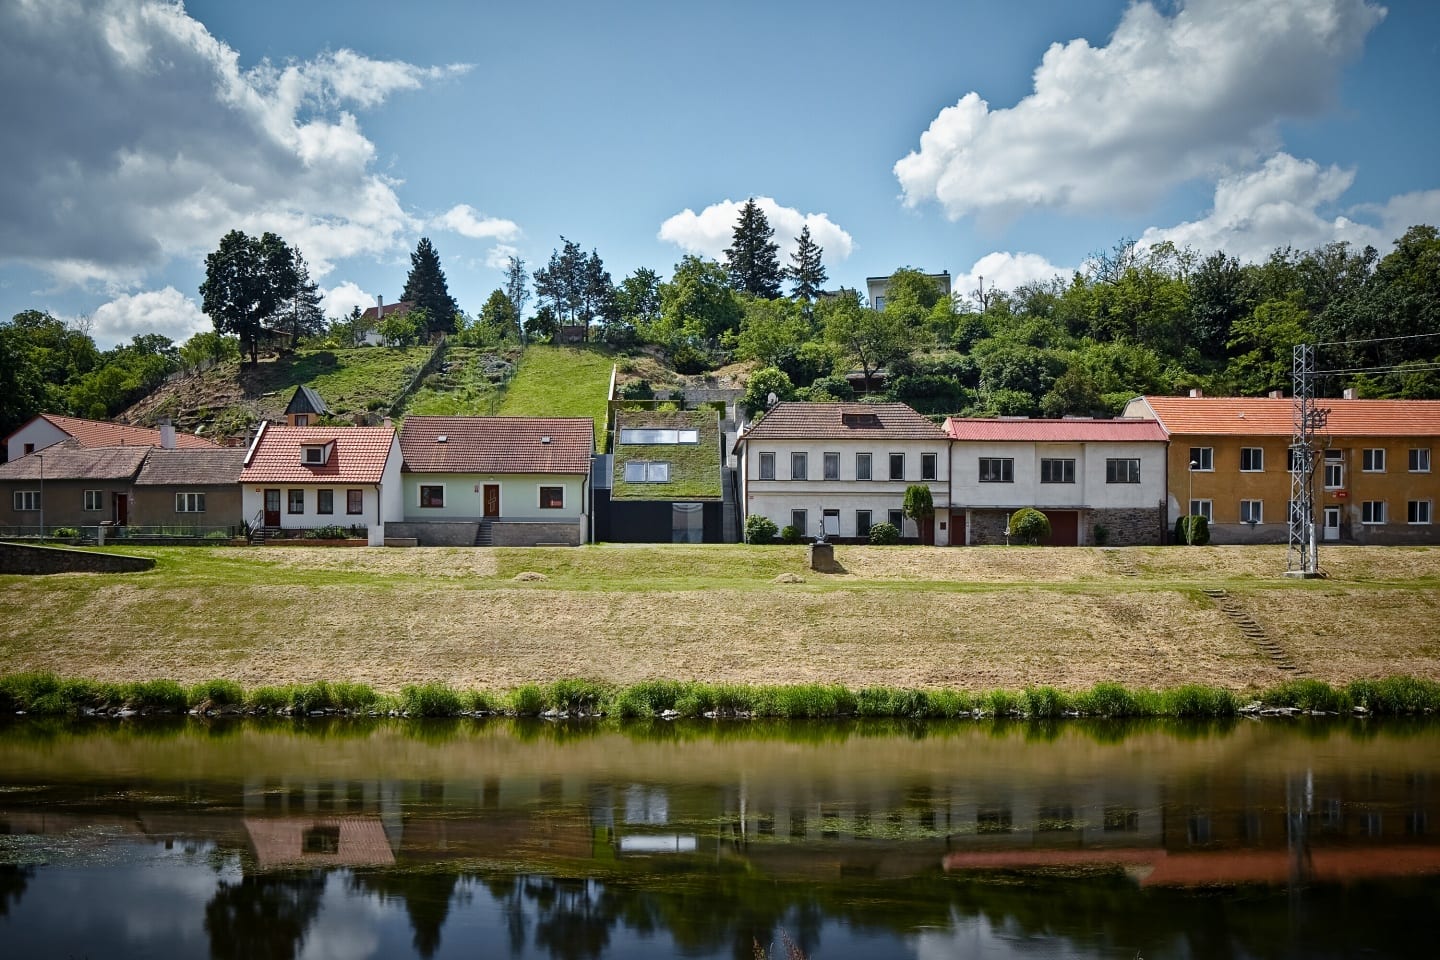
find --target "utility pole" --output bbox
[1287,344,1325,577]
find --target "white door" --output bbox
[1323,506,1341,541]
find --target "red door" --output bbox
[483,484,500,518]
[950,511,967,546]
[264,489,281,526]
[112,493,128,526]
[1040,510,1079,546]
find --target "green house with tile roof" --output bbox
[603,407,727,542]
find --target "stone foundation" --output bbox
[966,509,1013,546]
[491,521,583,547]
[0,542,154,574]
[385,522,480,547]
[1090,506,1165,546]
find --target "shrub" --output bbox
[547,678,610,713]
[246,686,290,712]
[0,672,62,712]
[289,681,338,713]
[307,525,350,540]
[745,514,779,544]
[1174,515,1210,545]
[619,379,654,400]
[52,527,80,539]
[1093,524,1111,546]
[1022,685,1069,719]
[509,683,546,715]
[401,682,463,717]
[868,521,900,545]
[1009,508,1050,545]
[779,524,803,544]
[1264,679,1347,712]
[1162,684,1236,717]
[331,682,380,710]
[1075,682,1143,717]
[122,679,188,712]
[1347,676,1440,714]
[190,679,245,708]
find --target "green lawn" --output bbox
[400,346,518,416]
[497,345,613,446]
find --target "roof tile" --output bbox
[739,402,947,442]
[944,417,1167,443]
[399,417,594,474]
[33,414,220,449]
[1135,396,1440,438]
[0,445,149,481]
[135,448,247,486]
[240,425,396,484]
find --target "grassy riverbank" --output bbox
[2,544,1438,692]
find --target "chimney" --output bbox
[377,294,384,317]
[160,419,176,450]
[382,416,393,432]
[1343,387,1357,400]
[1268,389,1285,399]
[1188,388,1204,398]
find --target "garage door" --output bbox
[1040,510,1079,546]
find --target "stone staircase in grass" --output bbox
[474,521,493,547]
[1203,588,1304,674]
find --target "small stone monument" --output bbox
[808,521,842,573]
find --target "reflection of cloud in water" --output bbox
[297,872,389,960]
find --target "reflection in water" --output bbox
[0,718,1438,958]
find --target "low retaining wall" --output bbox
[385,522,480,547]
[1091,507,1164,546]
[491,521,582,547]
[0,542,155,575]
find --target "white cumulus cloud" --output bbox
[894,0,1385,221]
[0,0,471,285]
[91,287,209,349]
[658,197,855,264]
[485,244,520,270]
[320,280,374,320]
[434,205,521,241]
[954,252,1069,304]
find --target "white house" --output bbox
[734,402,952,543]
[944,418,1169,545]
[239,423,403,546]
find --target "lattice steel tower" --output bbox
[1287,344,1325,577]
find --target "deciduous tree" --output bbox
[200,230,298,365]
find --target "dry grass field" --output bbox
[2,544,1437,693]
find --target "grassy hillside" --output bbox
[498,345,614,445]
[400,346,520,417]
[2,545,1437,693]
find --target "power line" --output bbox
[1313,331,1440,348]
[1314,362,1440,376]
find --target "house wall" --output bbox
[949,440,1167,510]
[1167,434,1439,545]
[384,521,480,547]
[605,500,723,543]
[0,479,133,530]
[4,419,69,462]
[378,438,403,546]
[401,472,586,524]
[242,484,381,539]
[740,437,951,543]
[129,484,243,529]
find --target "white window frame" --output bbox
[175,492,206,513]
[1362,448,1386,473]
[1409,500,1432,525]
[1361,500,1387,524]
[1239,447,1264,472]
[758,452,775,481]
[823,451,840,481]
[619,428,698,445]
[1041,458,1076,484]
[301,445,326,466]
[1189,499,1213,522]
[791,452,807,481]
[822,508,841,537]
[1240,499,1264,524]
[14,490,41,511]
[1410,449,1431,473]
[856,452,872,481]
[889,453,905,481]
[1189,447,1214,472]
[1324,450,1344,489]
[83,489,104,511]
[419,484,446,508]
[921,452,938,481]
[624,461,670,483]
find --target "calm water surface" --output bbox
[1,717,1438,959]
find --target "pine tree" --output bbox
[503,256,530,338]
[282,253,325,342]
[724,199,783,299]
[400,237,460,335]
[784,225,828,305]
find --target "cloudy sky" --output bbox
[2,0,1437,348]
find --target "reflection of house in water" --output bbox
[244,818,395,869]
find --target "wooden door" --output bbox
[264,489,281,526]
[483,484,500,518]
[950,511,966,546]
[113,493,129,526]
[1040,510,1079,546]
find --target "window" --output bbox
[288,490,305,514]
[1411,449,1431,473]
[856,510,873,537]
[346,489,364,515]
[856,453,872,480]
[83,489,103,511]
[1189,447,1213,471]
[1106,459,1141,484]
[624,461,670,482]
[1240,499,1264,524]
[23,443,35,456]
[294,414,309,427]
[758,452,775,480]
[1040,458,1075,484]
[302,445,325,465]
[889,453,905,480]
[921,452,938,481]
[1362,500,1387,524]
[791,452,807,481]
[619,428,698,444]
[1363,448,1385,472]
[13,491,40,511]
[791,509,807,536]
[1189,499,1213,522]
[1325,450,1345,489]
[824,452,840,481]
[822,508,840,537]
[420,485,445,508]
[979,458,1014,483]
[317,490,333,515]
[175,492,206,513]
[1240,447,1264,472]
[888,509,904,530]
[1410,501,1433,525]
[540,486,564,509]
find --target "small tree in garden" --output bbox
[1009,507,1050,545]
[745,514,778,544]
[903,485,935,545]
[868,521,900,545]
[1174,515,1211,545]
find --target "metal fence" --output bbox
[0,525,241,544]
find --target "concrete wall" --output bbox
[0,479,133,529]
[949,440,1167,511]
[384,521,480,547]
[400,471,585,523]
[0,542,154,574]
[242,484,379,538]
[129,484,243,529]
[491,521,582,546]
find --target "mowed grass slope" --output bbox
[496,345,613,445]
[3,545,1439,693]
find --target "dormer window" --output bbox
[300,442,332,466]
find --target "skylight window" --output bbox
[620,428,698,444]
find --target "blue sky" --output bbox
[2,0,1437,348]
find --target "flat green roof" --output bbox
[611,407,723,501]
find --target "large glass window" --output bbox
[1189,447,1213,471]
[1041,459,1075,484]
[1106,459,1141,484]
[791,452,807,481]
[624,461,670,482]
[979,458,1014,483]
[619,428,699,444]
[758,452,775,480]
[856,453,872,480]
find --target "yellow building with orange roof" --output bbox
[1124,394,1440,545]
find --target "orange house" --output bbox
[1124,395,1440,545]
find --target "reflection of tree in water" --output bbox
[204,871,326,960]
[349,869,464,958]
[529,877,614,960]
[478,875,530,955]
[0,864,35,918]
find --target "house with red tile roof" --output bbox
[1124,395,1440,544]
[239,423,402,546]
[395,416,595,546]
[4,413,220,462]
[944,417,1169,546]
[734,402,951,543]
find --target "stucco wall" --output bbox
[129,485,243,529]
[401,472,585,522]
[0,479,132,529]
[0,542,154,574]
[949,440,1167,510]
[4,419,69,462]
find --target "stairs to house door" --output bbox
[249,526,281,546]
[474,521,493,547]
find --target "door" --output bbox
[1039,510,1080,546]
[483,484,500,518]
[264,489,281,526]
[920,516,935,546]
[950,511,967,546]
[112,493,128,526]
[1323,506,1341,541]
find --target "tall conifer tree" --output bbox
[725,199,783,299]
[401,237,460,335]
[784,224,828,305]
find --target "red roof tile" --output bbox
[27,414,220,449]
[240,425,396,484]
[399,417,594,474]
[739,402,947,442]
[1132,396,1440,438]
[944,417,1167,442]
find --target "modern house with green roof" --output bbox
[599,407,730,542]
